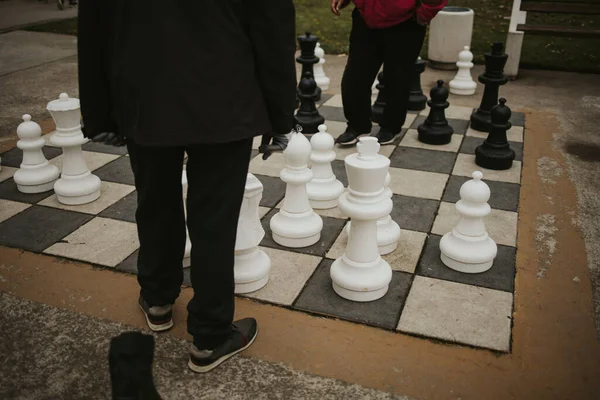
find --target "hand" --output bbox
[331,0,351,16]
[258,132,289,160]
[92,131,127,147]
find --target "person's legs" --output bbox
[338,7,384,145]
[376,19,426,144]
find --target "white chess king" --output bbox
[234,173,271,293]
[47,93,101,205]
[439,171,498,273]
[306,124,344,209]
[449,46,477,96]
[270,131,323,247]
[330,137,393,302]
[314,42,330,91]
[13,114,60,193]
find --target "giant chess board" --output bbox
[0,92,524,353]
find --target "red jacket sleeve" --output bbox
[416,0,448,23]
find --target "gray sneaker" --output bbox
[138,295,174,332]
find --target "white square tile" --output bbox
[420,104,473,120]
[398,276,513,352]
[453,154,521,184]
[248,152,285,178]
[399,129,463,152]
[49,151,120,173]
[466,126,524,143]
[323,121,348,140]
[252,135,262,150]
[388,167,449,200]
[403,113,417,129]
[431,201,518,247]
[258,206,270,219]
[323,94,343,108]
[0,166,18,183]
[38,181,135,214]
[0,199,31,223]
[242,246,321,306]
[44,217,139,267]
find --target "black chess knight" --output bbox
[371,71,386,123]
[470,42,509,132]
[295,71,325,134]
[417,80,453,145]
[297,32,321,101]
[407,58,427,111]
[475,98,515,170]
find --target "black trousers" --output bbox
[342,8,426,134]
[127,138,253,349]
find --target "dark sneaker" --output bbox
[335,126,370,146]
[375,128,401,145]
[188,318,258,373]
[138,296,173,332]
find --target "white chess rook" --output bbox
[449,46,477,96]
[307,124,344,209]
[270,131,323,247]
[346,171,400,255]
[314,42,330,91]
[47,93,101,205]
[182,170,192,265]
[234,173,271,293]
[13,114,60,193]
[439,171,498,273]
[330,137,393,302]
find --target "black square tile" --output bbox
[330,160,348,187]
[390,194,439,233]
[316,92,335,107]
[254,174,286,208]
[82,141,129,155]
[99,191,137,223]
[389,146,456,174]
[0,146,62,168]
[510,111,525,127]
[416,235,516,292]
[459,136,523,162]
[443,175,520,212]
[319,106,345,122]
[260,209,346,257]
[116,250,138,274]
[0,179,53,203]
[0,205,93,252]
[250,149,259,160]
[294,259,413,329]
[410,116,469,134]
[93,156,134,185]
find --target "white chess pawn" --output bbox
[314,42,330,91]
[47,93,101,205]
[330,137,393,302]
[182,169,192,266]
[13,114,60,193]
[439,171,498,273]
[270,131,323,247]
[449,46,477,96]
[234,173,271,293]
[306,124,344,209]
[346,171,400,255]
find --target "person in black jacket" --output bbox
[77,0,297,373]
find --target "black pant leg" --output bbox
[184,138,253,349]
[127,141,186,306]
[341,7,384,134]
[380,19,426,133]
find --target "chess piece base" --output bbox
[417,124,453,145]
[270,209,322,248]
[449,84,476,96]
[439,230,497,274]
[16,179,56,194]
[54,172,101,205]
[315,76,330,91]
[475,145,515,171]
[234,248,271,294]
[330,255,392,302]
[470,109,491,132]
[306,178,344,210]
[294,114,324,134]
[407,95,427,111]
[14,163,59,193]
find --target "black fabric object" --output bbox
[371,71,386,123]
[407,58,427,111]
[77,0,297,146]
[297,32,321,101]
[470,42,509,132]
[109,332,161,400]
[475,98,515,170]
[341,7,426,135]
[126,137,252,349]
[417,80,453,145]
[295,71,325,134]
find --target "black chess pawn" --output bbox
[475,98,515,170]
[371,71,386,123]
[470,42,509,132]
[297,32,321,101]
[295,71,325,134]
[408,58,427,111]
[417,80,454,145]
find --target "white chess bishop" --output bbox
[13,114,60,193]
[47,93,101,205]
[449,46,477,96]
[306,124,344,209]
[439,171,497,273]
[182,169,192,266]
[330,137,393,302]
[314,42,330,91]
[234,173,271,293]
[270,131,323,247]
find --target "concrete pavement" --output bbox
[0,0,77,33]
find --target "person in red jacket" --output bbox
[332,0,447,145]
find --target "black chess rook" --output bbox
[371,71,386,123]
[475,98,516,170]
[295,71,325,134]
[417,79,453,145]
[408,58,427,111]
[297,31,322,102]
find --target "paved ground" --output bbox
[0,0,77,32]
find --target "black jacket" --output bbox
[77,0,297,146]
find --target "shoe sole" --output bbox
[377,133,400,145]
[188,326,259,373]
[336,133,369,146]
[138,303,174,332]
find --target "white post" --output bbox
[505,0,527,79]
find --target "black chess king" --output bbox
[297,32,321,102]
